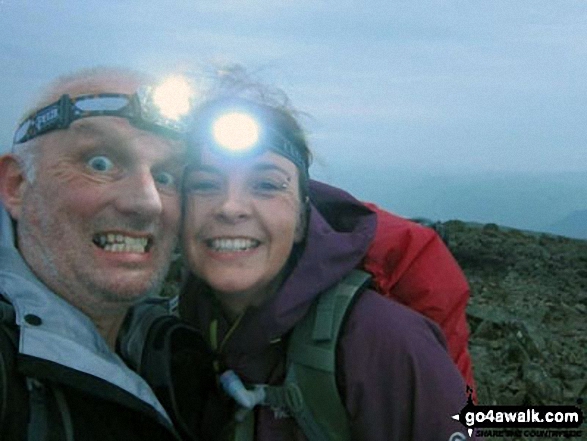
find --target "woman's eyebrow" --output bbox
[251,163,292,178]
[186,164,222,174]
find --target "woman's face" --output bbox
[183,147,304,309]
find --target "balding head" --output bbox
[31,66,153,114]
[12,66,155,182]
[0,66,187,333]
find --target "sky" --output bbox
[1,1,586,232]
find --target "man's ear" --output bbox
[0,155,28,220]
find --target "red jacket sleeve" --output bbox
[360,202,477,398]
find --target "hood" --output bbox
[0,204,171,423]
[184,180,377,360]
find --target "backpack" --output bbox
[119,298,216,441]
[120,269,371,441]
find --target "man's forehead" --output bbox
[38,74,147,110]
[16,69,188,155]
[36,118,187,168]
[70,117,187,150]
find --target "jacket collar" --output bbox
[0,205,171,424]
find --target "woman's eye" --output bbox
[252,180,286,193]
[153,171,176,188]
[87,155,114,172]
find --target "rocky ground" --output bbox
[443,221,587,440]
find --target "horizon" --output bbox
[1,1,586,236]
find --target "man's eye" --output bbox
[153,171,176,188]
[87,155,114,172]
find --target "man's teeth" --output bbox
[93,234,150,253]
[208,238,260,252]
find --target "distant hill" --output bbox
[315,166,587,234]
[544,209,587,240]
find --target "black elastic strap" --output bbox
[26,378,48,441]
[52,384,74,441]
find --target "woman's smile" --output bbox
[183,148,303,314]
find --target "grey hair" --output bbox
[33,66,153,110]
[11,139,39,182]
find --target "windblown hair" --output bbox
[188,65,314,258]
[193,64,313,171]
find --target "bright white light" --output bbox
[152,76,192,119]
[212,112,260,152]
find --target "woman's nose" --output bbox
[215,184,251,223]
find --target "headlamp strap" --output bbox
[26,94,71,140]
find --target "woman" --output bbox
[175,80,473,440]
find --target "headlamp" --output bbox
[212,112,260,152]
[191,99,309,177]
[13,77,193,145]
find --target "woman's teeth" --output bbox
[207,238,260,252]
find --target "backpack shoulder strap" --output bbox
[0,296,61,441]
[283,269,371,441]
[0,297,18,433]
[120,297,213,441]
[0,296,42,440]
[118,297,175,372]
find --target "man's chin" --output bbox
[88,257,171,302]
[97,275,165,303]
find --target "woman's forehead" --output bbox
[194,148,298,177]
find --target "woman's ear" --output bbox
[294,196,309,243]
[0,155,28,220]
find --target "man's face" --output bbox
[13,80,186,315]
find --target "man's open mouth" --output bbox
[92,233,152,253]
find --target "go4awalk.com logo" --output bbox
[451,388,584,439]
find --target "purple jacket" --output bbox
[180,182,472,440]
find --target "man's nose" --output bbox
[116,170,163,218]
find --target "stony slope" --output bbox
[444,221,587,439]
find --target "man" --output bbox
[0,67,188,440]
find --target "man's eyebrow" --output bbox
[70,119,109,136]
[68,119,129,147]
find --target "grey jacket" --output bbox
[0,205,178,440]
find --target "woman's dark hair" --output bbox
[189,65,313,199]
